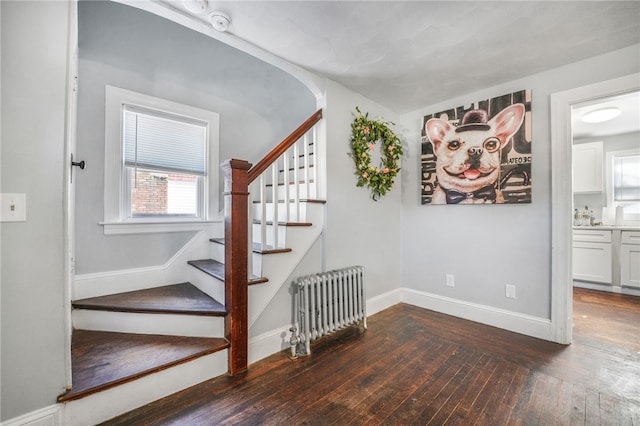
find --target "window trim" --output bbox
[605,147,640,223]
[103,86,220,234]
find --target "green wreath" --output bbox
[350,107,403,201]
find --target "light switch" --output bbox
[0,193,27,222]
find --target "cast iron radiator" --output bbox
[289,266,367,357]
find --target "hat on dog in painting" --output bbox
[455,109,490,133]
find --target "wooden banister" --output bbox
[248,109,323,183]
[221,159,251,376]
[223,109,323,375]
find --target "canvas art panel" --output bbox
[421,90,532,205]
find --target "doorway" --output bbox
[550,74,640,345]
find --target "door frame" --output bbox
[63,0,79,389]
[549,73,640,344]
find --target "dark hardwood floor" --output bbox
[102,288,639,425]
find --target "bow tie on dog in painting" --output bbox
[444,185,497,204]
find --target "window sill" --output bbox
[100,219,222,235]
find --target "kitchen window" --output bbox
[103,86,219,234]
[607,149,640,223]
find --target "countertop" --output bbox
[573,225,640,231]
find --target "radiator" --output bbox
[289,266,367,358]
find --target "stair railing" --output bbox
[222,109,323,375]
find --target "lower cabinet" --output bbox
[573,230,612,284]
[620,231,640,288]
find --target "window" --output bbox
[103,86,219,234]
[606,149,640,224]
[613,154,640,202]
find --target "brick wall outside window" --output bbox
[130,171,198,215]
[131,171,168,214]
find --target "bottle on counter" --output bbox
[582,206,589,226]
[574,209,580,226]
[589,210,595,226]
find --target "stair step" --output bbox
[72,283,225,316]
[252,198,326,204]
[187,259,268,285]
[210,238,292,255]
[266,179,315,187]
[279,163,314,173]
[253,220,312,226]
[58,330,229,402]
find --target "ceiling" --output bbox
[572,90,640,140]
[157,1,640,115]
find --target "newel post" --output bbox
[221,159,252,375]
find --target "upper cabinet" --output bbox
[573,141,603,193]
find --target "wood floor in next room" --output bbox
[103,288,640,425]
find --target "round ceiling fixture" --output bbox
[210,11,231,32]
[182,0,208,15]
[581,107,621,123]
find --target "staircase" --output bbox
[58,110,324,425]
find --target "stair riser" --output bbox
[255,183,316,203]
[252,202,308,223]
[186,268,226,305]
[61,350,228,426]
[252,223,288,248]
[209,241,263,277]
[72,310,224,337]
[247,202,324,327]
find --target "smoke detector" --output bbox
[209,11,231,32]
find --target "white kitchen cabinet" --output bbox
[573,229,612,284]
[620,231,640,288]
[573,141,603,193]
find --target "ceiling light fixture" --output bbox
[210,11,231,32]
[581,107,621,123]
[182,0,208,15]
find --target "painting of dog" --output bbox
[421,90,532,205]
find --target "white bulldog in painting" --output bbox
[425,104,525,204]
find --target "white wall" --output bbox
[248,79,404,341]
[399,45,640,323]
[1,1,69,421]
[324,79,403,300]
[75,1,316,274]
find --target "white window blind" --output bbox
[123,106,207,175]
[613,154,640,202]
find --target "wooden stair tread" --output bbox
[187,259,268,285]
[252,220,312,226]
[210,238,292,255]
[266,179,315,187]
[58,330,229,402]
[278,164,315,173]
[252,198,326,204]
[72,283,225,316]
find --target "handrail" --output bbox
[248,109,323,184]
[223,108,323,375]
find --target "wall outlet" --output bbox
[506,284,516,299]
[0,193,27,222]
[446,274,455,287]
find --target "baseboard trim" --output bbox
[367,288,402,316]
[249,327,291,364]
[248,289,403,364]
[573,281,640,297]
[1,405,60,426]
[73,230,214,300]
[401,288,553,342]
